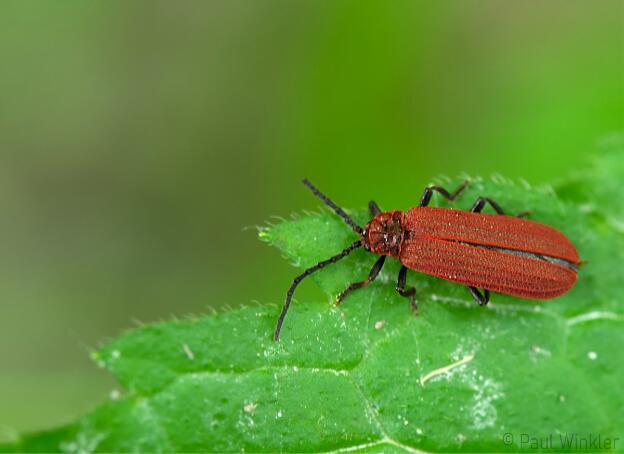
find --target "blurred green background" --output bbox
[0,0,622,435]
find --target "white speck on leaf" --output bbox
[243,402,257,413]
[263,344,279,359]
[588,351,597,360]
[530,345,552,361]
[183,343,195,360]
[111,350,121,360]
[277,410,283,418]
[374,320,385,330]
[109,389,120,400]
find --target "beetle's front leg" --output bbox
[396,266,418,313]
[419,180,469,207]
[337,255,386,305]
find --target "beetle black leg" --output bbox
[396,266,418,312]
[419,180,469,207]
[471,197,529,217]
[337,255,386,305]
[468,286,490,306]
[471,197,505,215]
[368,200,381,217]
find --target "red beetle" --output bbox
[274,179,580,341]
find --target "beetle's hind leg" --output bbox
[419,180,469,207]
[337,255,386,305]
[468,286,490,306]
[396,266,418,313]
[471,197,530,218]
[368,200,381,217]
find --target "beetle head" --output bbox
[362,211,405,258]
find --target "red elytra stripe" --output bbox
[400,237,577,299]
[407,207,580,264]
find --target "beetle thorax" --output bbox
[362,211,405,257]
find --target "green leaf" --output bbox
[3,147,623,453]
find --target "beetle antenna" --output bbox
[274,239,362,341]
[302,179,363,234]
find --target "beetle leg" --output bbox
[337,255,386,305]
[471,197,529,217]
[471,197,505,214]
[368,200,381,217]
[468,286,490,306]
[419,180,469,207]
[396,266,418,313]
